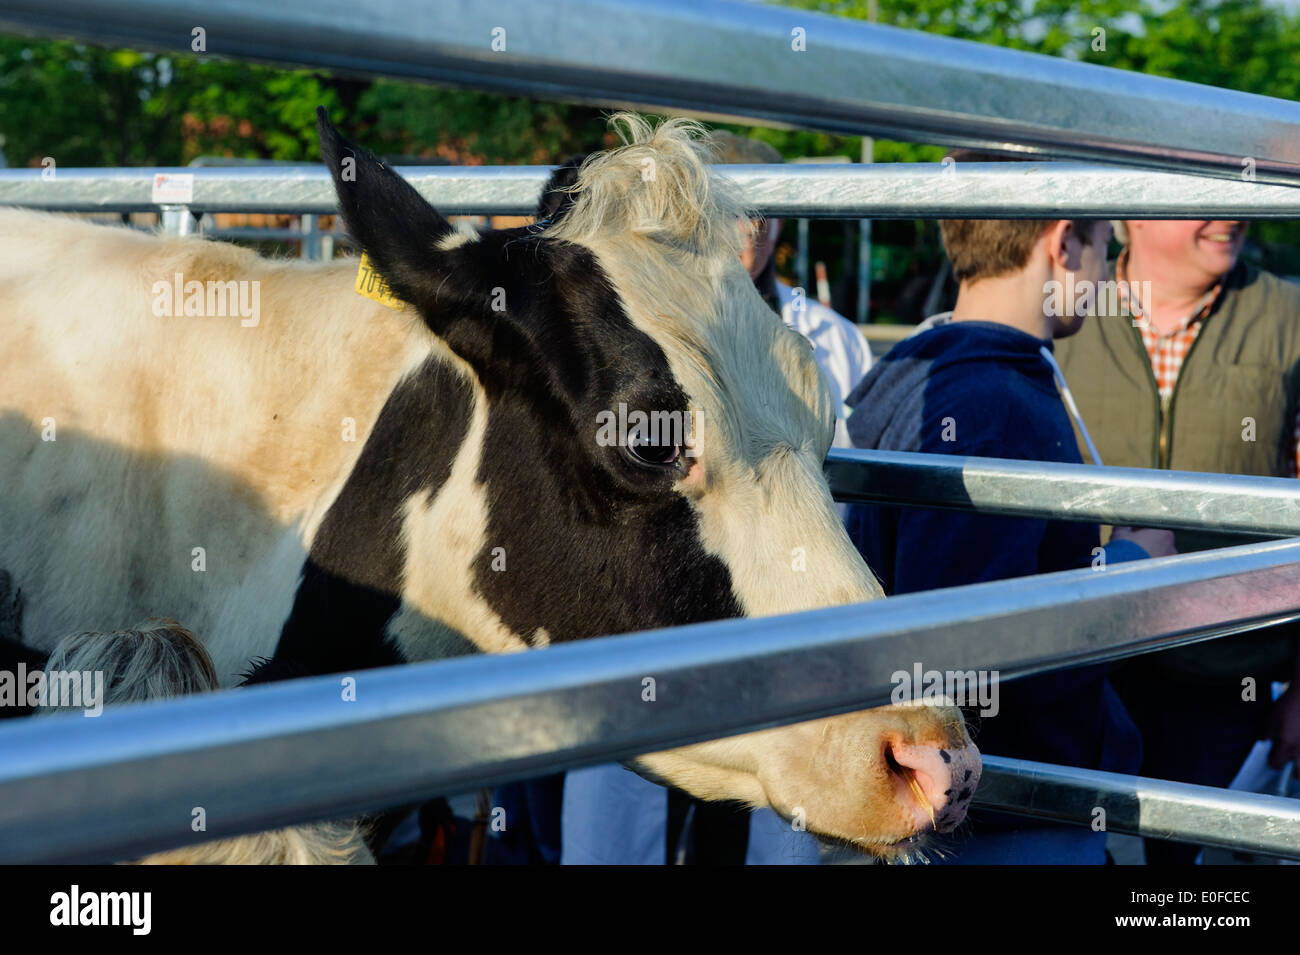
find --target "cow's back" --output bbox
[0,210,433,681]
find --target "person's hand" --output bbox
[1111,525,1177,558]
[1267,681,1300,770]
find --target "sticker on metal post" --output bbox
[152,173,194,204]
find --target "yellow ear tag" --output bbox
[354,252,406,310]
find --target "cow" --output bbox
[0,109,979,859]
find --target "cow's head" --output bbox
[316,109,979,858]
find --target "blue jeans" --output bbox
[561,763,820,865]
[932,823,1108,865]
[1110,660,1272,865]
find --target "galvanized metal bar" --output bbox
[6,162,1300,218]
[826,448,1300,537]
[727,162,1300,219]
[3,538,1300,863]
[157,205,195,236]
[795,218,810,290]
[976,756,1300,860]
[200,226,350,242]
[4,0,1300,184]
[0,164,549,216]
[300,213,320,260]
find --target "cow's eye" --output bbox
[623,431,683,471]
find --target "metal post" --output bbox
[858,136,872,324]
[300,213,320,260]
[157,204,195,236]
[856,0,876,325]
[795,218,809,293]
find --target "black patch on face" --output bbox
[252,358,475,682]
[466,235,744,642]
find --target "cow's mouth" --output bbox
[806,788,939,862]
[814,827,937,865]
[880,838,949,865]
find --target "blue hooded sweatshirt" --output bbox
[844,320,1142,778]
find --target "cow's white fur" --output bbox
[0,210,433,682]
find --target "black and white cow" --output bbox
[0,110,978,857]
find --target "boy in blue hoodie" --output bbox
[845,157,1175,864]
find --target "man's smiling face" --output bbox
[1130,219,1246,285]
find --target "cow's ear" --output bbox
[535,154,589,225]
[318,107,462,317]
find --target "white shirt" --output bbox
[776,280,873,448]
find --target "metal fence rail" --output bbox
[3,539,1300,863]
[5,162,1300,218]
[825,449,1300,537]
[6,0,1300,184]
[973,757,1300,861]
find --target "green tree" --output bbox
[356,82,610,164]
[0,39,342,167]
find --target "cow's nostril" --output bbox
[885,739,958,829]
[883,742,937,827]
[884,742,904,776]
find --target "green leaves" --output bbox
[353,82,609,165]
[0,38,342,166]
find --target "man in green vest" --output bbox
[1054,219,1300,864]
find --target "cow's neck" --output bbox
[271,352,483,677]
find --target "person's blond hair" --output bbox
[130,821,373,866]
[38,619,373,865]
[40,619,218,712]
